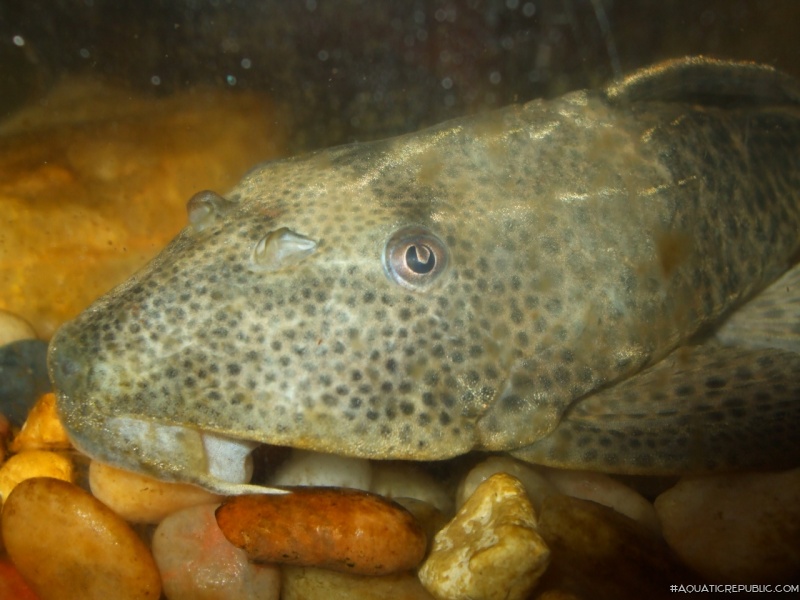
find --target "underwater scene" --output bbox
[0,1,799,598]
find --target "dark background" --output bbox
[1,0,797,151]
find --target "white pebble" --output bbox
[152,503,280,600]
[0,309,37,345]
[539,467,661,534]
[371,462,453,514]
[269,448,372,490]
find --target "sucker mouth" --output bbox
[97,416,290,495]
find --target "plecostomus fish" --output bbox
[48,57,800,494]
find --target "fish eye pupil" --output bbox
[383,226,449,291]
[406,244,435,274]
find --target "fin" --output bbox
[605,56,800,107]
[511,344,800,475]
[716,262,800,354]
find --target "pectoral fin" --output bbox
[716,262,800,354]
[511,343,800,475]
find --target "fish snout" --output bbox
[47,326,87,398]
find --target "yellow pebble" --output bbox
[419,473,550,600]
[89,460,222,524]
[10,393,72,453]
[0,450,74,502]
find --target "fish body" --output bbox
[49,57,800,493]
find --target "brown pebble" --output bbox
[533,494,699,600]
[282,565,436,600]
[216,486,427,575]
[1,477,161,600]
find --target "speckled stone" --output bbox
[419,472,550,600]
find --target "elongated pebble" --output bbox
[216,486,427,575]
[269,448,372,490]
[1,477,161,600]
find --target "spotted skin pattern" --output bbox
[49,58,800,489]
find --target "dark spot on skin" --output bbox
[705,376,727,389]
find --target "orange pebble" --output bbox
[216,487,427,576]
[2,477,162,600]
[0,557,40,600]
[10,393,72,453]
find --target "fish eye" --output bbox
[382,226,449,291]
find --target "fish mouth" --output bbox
[49,324,288,494]
[66,409,289,495]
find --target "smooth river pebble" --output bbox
[0,450,74,502]
[655,468,800,582]
[152,503,280,600]
[0,339,50,427]
[269,448,372,490]
[282,565,436,600]
[1,477,161,600]
[535,494,698,599]
[216,486,427,575]
[89,460,222,524]
[0,557,39,600]
[0,310,37,346]
[371,462,453,515]
[539,467,661,534]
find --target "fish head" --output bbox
[48,114,566,492]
